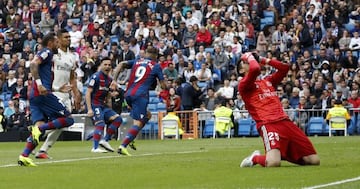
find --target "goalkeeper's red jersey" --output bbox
[238,59,290,127]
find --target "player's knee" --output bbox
[146,111,152,119]
[266,159,281,167]
[303,155,320,166]
[66,117,75,126]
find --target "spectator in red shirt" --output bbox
[196,26,212,47]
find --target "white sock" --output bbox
[39,129,62,152]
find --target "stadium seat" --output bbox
[250,120,259,137]
[69,18,80,25]
[149,90,157,97]
[149,97,160,104]
[141,123,153,139]
[148,103,157,112]
[237,118,252,136]
[328,117,347,137]
[157,103,167,112]
[205,47,214,54]
[161,119,179,139]
[343,23,355,32]
[307,117,325,135]
[110,35,119,44]
[203,119,215,138]
[263,10,275,18]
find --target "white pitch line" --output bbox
[303,176,360,189]
[0,150,206,168]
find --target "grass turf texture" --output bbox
[0,137,359,189]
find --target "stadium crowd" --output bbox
[0,0,359,135]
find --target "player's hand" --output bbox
[110,81,117,91]
[59,83,72,93]
[38,85,48,95]
[251,52,267,65]
[240,52,253,62]
[87,109,94,117]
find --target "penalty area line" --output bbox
[0,150,207,168]
[303,176,360,189]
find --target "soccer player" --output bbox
[238,53,320,167]
[35,29,82,159]
[18,33,75,166]
[112,47,166,156]
[86,58,123,153]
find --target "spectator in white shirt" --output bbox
[349,31,360,51]
[69,24,83,48]
[215,78,235,100]
[135,21,150,39]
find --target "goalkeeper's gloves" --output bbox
[251,52,267,65]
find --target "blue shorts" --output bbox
[91,105,118,124]
[30,94,71,124]
[125,95,148,121]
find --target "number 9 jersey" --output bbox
[125,58,164,98]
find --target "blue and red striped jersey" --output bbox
[125,58,164,97]
[88,71,112,106]
[29,48,54,98]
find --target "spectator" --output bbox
[215,78,234,100]
[163,62,178,81]
[165,87,181,112]
[326,99,351,136]
[0,107,5,132]
[213,45,229,81]
[6,103,25,132]
[179,75,203,110]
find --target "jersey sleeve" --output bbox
[238,59,261,93]
[127,59,136,68]
[88,74,98,89]
[36,50,49,62]
[266,59,289,86]
[154,64,165,81]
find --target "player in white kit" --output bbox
[35,29,81,159]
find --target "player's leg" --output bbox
[36,97,72,159]
[285,120,320,166]
[241,124,283,167]
[118,97,149,156]
[91,106,108,153]
[35,129,62,159]
[99,109,123,152]
[104,109,123,142]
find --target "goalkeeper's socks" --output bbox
[121,125,141,147]
[105,117,122,141]
[21,137,37,157]
[253,155,266,167]
[39,117,74,131]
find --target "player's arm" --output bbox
[70,69,82,110]
[85,86,94,117]
[111,60,134,89]
[266,59,290,85]
[238,55,261,92]
[30,55,47,95]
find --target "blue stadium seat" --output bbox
[263,10,275,18]
[250,120,259,137]
[149,97,160,104]
[148,103,157,112]
[157,103,167,112]
[69,18,80,25]
[203,119,215,138]
[347,116,356,135]
[343,23,355,32]
[110,35,119,44]
[149,90,157,97]
[307,117,325,135]
[238,118,252,136]
[205,47,214,54]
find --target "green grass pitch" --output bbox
[0,137,359,189]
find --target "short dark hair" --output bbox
[101,57,111,63]
[146,47,158,55]
[57,29,69,37]
[42,32,56,47]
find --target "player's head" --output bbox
[100,57,112,74]
[145,47,159,60]
[57,29,71,49]
[42,32,58,53]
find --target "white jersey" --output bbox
[52,48,76,111]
